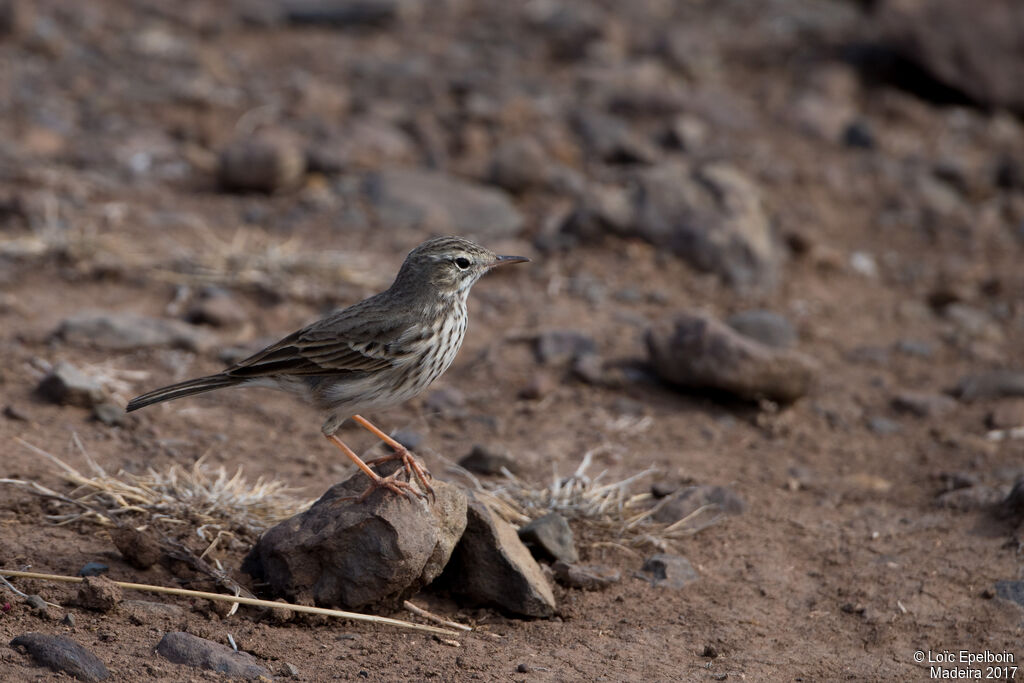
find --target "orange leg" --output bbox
[324,433,423,501]
[351,414,434,498]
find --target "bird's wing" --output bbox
[224,303,425,379]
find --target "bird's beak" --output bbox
[490,254,530,268]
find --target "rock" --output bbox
[440,500,556,618]
[651,485,745,525]
[0,0,32,38]
[61,613,76,627]
[866,416,901,435]
[560,183,635,242]
[36,362,104,408]
[534,329,596,365]
[489,137,563,194]
[725,310,797,349]
[894,339,934,358]
[988,400,1024,429]
[423,387,467,419]
[364,168,523,240]
[995,580,1024,608]
[218,132,306,193]
[244,461,467,610]
[284,0,405,28]
[3,404,29,421]
[552,561,620,590]
[935,485,1003,511]
[77,562,109,577]
[112,527,163,569]
[646,312,817,403]
[571,109,657,164]
[458,444,518,476]
[891,390,957,418]
[55,311,215,352]
[631,162,777,288]
[877,0,1024,113]
[185,290,248,328]
[954,371,1024,401]
[10,633,110,682]
[1002,479,1024,516]
[638,554,699,590]
[92,401,126,426]
[525,1,606,61]
[122,600,185,623]
[571,353,608,385]
[518,512,578,563]
[76,576,121,612]
[156,632,269,680]
[24,594,56,620]
[842,120,875,149]
[517,372,555,401]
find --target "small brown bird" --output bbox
[127,236,529,499]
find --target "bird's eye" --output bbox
[454,257,471,270]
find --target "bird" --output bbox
[126,236,529,500]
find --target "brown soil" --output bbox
[2,1,1023,680]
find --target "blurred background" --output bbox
[1,0,1023,679]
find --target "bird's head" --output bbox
[392,236,529,299]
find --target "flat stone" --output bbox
[639,554,699,590]
[955,371,1024,401]
[651,485,745,525]
[156,632,269,680]
[551,561,620,590]
[244,461,467,610]
[458,444,518,476]
[10,633,110,682]
[988,400,1024,429]
[534,329,597,365]
[36,362,105,408]
[439,499,556,618]
[364,168,523,240]
[77,562,109,577]
[518,512,578,563]
[646,312,817,403]
[891,390,957,418]
[55,311,215,352]
[726,310,797,349]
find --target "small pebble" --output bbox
[78,562,109,577]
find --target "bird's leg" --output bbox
[350,414,434,498]
[324,433,423,501]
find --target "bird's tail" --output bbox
[126,374,241,412]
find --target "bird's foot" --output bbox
[343,469,426,503]
[366,449,434,500]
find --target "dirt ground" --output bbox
[2,0,1024,680]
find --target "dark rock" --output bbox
[525,1,605,61]
[36,362,104,408]
[551,561,620,590]
[988,401,1024,429]
[895,339,934,358]
[646,312,817,403]
[935,485,1003,511]
[10,633,110,682]
[0,0,32,38]
[955,371,1024,401]
[639,554,699,590]
[218,132,306,194]
[560,184,635,242]
[1001,479,1024,517]
[842,120,875,149]
[185,291,248,328]
[866,416,901,435]
[534,330,596,365]
[76,576,121,612]
[61,613,76,627]
[518,513,578,563]
[489,137,573,194]
[92,402,126,426]
[571,353,608,386]
[284,0,404,28]
[244,462,466,610]
[440,500,556,617]
[77,562,109,577]
[458,444,518,476]
[364,168,523,240]
[3,404,29,421]
[726,310,797,349]
[651,485,745,525]
[624,162,778,288]
[891,390,957,418]
[112,527,163,570]
[388,428,422,451]
[423,387,467,418]
[518,372,555,401]
[156,631,269,680]
[877,0,1024,113]
[55,311,215,352]
[994,580,1024,608]
[571,109,657,165]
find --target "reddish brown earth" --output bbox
[2,0,1024,680]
